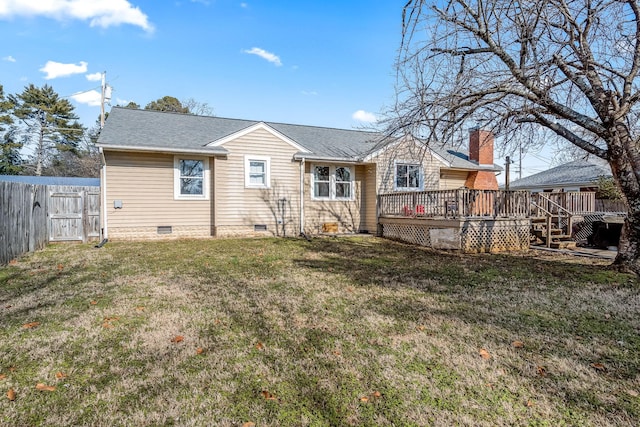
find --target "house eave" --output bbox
[293,153,363,163]
[97,144,228,156]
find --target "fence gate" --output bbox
[49,189,100,243]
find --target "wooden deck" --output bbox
[376,190,627,253]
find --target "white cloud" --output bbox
[86,72,102,81]
[301,90,318,96]
[240,2,248,8]
[70,89,101,107]
[190,0,210,5]
[352,110,377,123]
[3,55,16,62]
[0,0,154,32]
[243,47,282,66]
[40,60,88,79]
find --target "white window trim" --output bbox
[244,155,271,189]
[174,156,210,200]
[311,164,355,201]
[394,160,424,192]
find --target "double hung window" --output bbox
[312,165,353,200]
[174,157,209,200]
[395,163,422,191]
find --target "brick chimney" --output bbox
[464,128,498,190]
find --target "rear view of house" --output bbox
[97,108,501,240]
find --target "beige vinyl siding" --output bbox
[370,139,441,194]
[213,128,300,237]
[439,169,469,190]
[304,163,369,234]
[363,164,378,233]
[105,151,213,239]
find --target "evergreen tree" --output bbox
[144,96,189,113]
[0,84,22,175]
[9,84,84,176]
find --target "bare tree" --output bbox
[181,98,214,116]
[391,0,640,273]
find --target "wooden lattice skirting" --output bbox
[379,217,530,253]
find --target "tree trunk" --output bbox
[35,123,45,176]
[609,131,640,274]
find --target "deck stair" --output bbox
[531,194,575,249]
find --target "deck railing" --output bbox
[378,189,531,219]
[533,192,595,214]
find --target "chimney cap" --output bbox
[468,126,480,132]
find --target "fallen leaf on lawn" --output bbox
[512,340,524,348]
[171,335,184,343]
[104,316,119,321]
[8,367,16,372]
[35,383,56,392]
[416,325,426,331]
[9,259,17,266]
[359,396,369,403]
[525,399,535,407]
[242,423,256,427]
[90,301,98,305]
[0,374,6,380]
[479,348,491,360]
[7,388,16,401]
[196,348,204,355]
[57,264,64,271]
[332,350,341,356]
[591,363,606,372]
[55,372,66,379]
[135,306,145,311]
[22,322,40,329]
[261,390,277,400]
[255,342,264,350]
[214,319,221,325]
[102,322,113,328]
[372,391,382,398]
[5,305,12,309]
[537,366,547,377]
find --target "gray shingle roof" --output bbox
[508,159,612,189]
[98,107,500,170]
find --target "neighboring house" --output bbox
[507,159,612,192]
[96,107,502,240]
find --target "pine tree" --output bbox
[10,84,84,176]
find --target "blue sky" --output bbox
[0,0,552,179]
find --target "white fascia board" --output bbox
[98,144,227,156]
[293,153,360,163]
[207,122,311,153]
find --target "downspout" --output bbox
[99,147,108,240]
[299,158,305,235]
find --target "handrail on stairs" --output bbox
[531,193,574,248]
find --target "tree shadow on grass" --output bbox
[293,237,640,422]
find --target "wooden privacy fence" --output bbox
[0,181,100,265]
[378,189,531,219]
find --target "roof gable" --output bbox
[207,122,310,153]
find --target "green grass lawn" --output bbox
[1,237,639,426]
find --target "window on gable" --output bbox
[245,155,271,188]
[395,163,421,190]
[174,157,209,200]
[312,165,353,200]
